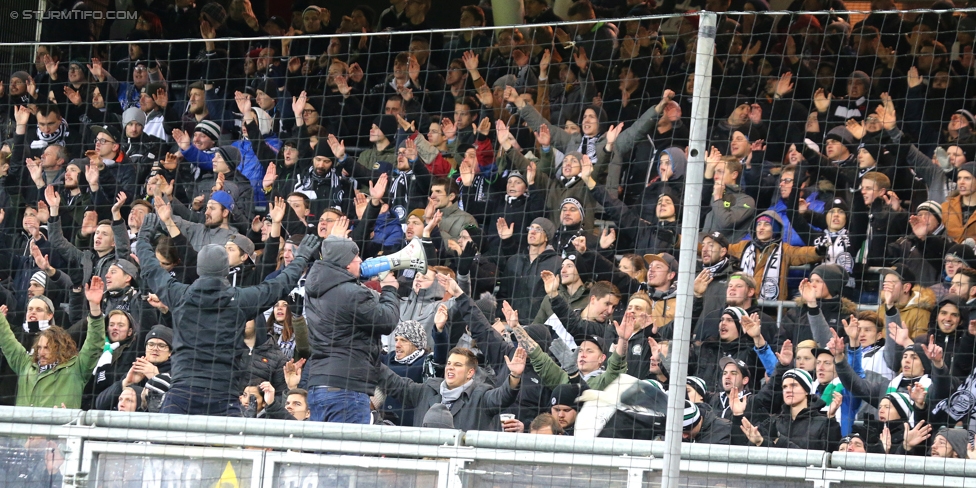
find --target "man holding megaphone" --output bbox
[303,228,429,423]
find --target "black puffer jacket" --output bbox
[496,245,562,323]
[246,324,289,394]
[303,260,400,395]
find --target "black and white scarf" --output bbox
[393,349,424,365]
[579,135,599,161]
[38,362,59,374]
[271,322,297,359]
[703,257,728,275]
[740,240,783,300]
[934,369,976,436]
[814,230,854,287]
[33,118,70,150]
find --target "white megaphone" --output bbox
[360,237,428,280]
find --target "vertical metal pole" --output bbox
[661,11,716,488]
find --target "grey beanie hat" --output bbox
[122,107,147,128]
[530,217,556,242]
[936,427,970,457]
[197,244,229,278]
[320,236,360,268]
[422,403,454,429]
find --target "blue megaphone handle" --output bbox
[360,257,391,278]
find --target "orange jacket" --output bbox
[728,240,823,300]
[941,196,976,244]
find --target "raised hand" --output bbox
[842,314,859,345]
[64,86,82,105]
[477,116,491,136]
[580,154,594,181]
[152,87,169,108]
[423,210,442,238]
[599,227,616,249]
[909,381,927,408]
[775,72,794,97]
[88,58,106,80]
[504,346,528,377]
[369,172,388,203]
[26,157,44,185]
[907,66,923,89]
[502,300,519,328]
[395,113,415,132]
[462,50,479,72]
[291,91,308,121]
[171,128,191,150]
[604,123,625,150]
[654,89,675,116]
[283,358,305,390]
[539,48,551,75]
[740,312,763,340]
[85,275,105,307]
[846,118,866,140]
[739,416,763,446]
[798,278,818,307]
[814,88,832,113]
[259,381,276,406]
[694,270,713,297]
[436,272,464,297]
[30,243,51,274]
[776,339,794,366]
[748,103,763,125]
[729,386,748,416]
[827,328,846,358]
[268,196,287,223]
[354,192,368,220]
[44,185,61,214]
[326,134,346,161]
[80,211,98,238]
[496,217,514,240]
[534,124,551,147]
[540,270,560,297]
[235,90,252,117]
[615,311,636,342]
[330,215,350,238]
[572,235,587,254]
[263,162,278,189]
[440,117,457,140]
[13,105,31,126]
[494,119,512,146]
[887,321,912,348]
[111,191,127,220]
[902,420,932,451]
[827,391,843,418]
[434,303,450,332]
[920,334,945,368]
[407,55,421,82]
[573,46,589,72]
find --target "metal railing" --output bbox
[2,406,972,488]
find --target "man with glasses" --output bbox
[87,123,137,215]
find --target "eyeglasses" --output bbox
[527,226,544,233]
[780,178,794,184]
[133,66,148,72]
[301,109,317,115]
[94,138,114,145]
[146,341,170,351]
[68,66,83,72]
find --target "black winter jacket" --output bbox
[303,260,400,395]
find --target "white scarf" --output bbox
[545,313,580,372]
[393,349,424,365]
[740,241,783,300]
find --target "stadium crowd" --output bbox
[1,0,976,459]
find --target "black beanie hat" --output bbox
[550,383,583,410]
[314,141,335,160]
[811,264,848,297]
[373,114,398,141]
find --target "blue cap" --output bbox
[210,190,235,211]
